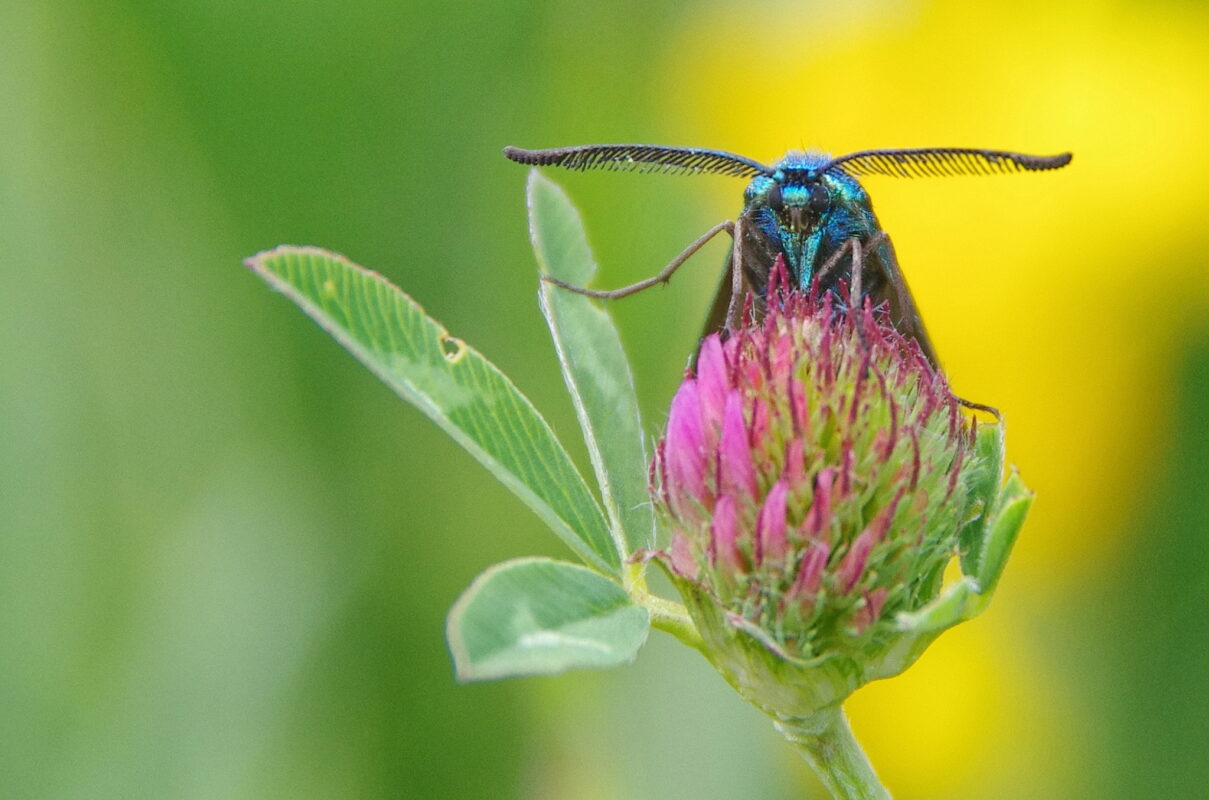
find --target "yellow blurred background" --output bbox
[3,1,1207,797]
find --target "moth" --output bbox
[504,144,1071,370]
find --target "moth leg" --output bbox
[952,395,1003,423]
[724,216,747,330]
[849,237,864,306]
[812,237,866,313]
[814,237,858,289]
[816,232,891,299]
[543,220,735,299]
[847,237,873,357]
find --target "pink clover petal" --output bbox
[718,390,758,501]
[838,529,875,593]
[665,379,708,514]
[669,532,698,578]
[791,541,830,599]
[784,438,805,487]
[803,468,835,537]
[755,480,789,564]
[710,494,743,572]
[696,334,729,440]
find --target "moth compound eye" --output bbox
[767,183,783,212]
[809,184,830,213]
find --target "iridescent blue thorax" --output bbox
[742,151,879,290]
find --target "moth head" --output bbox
[745,153,838,235]
[766,176,833,234]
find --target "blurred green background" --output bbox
[3,1,1208,797]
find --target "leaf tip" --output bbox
[525,166,551,194]
[242,246,283,274]
[243,245,357,273]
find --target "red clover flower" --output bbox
[651,258,1019,721]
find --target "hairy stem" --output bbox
[775,707,890,800]
[636,590,705,653]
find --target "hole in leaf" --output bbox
[441,335,466,363]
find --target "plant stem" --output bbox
[635,590,706,654]
[774,707,890,800]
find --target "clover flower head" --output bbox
[651,259,1014,717]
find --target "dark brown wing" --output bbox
[700,251,737,340]
[865,234,940,370]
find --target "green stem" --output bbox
[774,707,890,800]
[634,589,706,654]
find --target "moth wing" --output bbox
[699,251,736,340]
[866,234,941,370]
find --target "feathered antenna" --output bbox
[824,147,1072,179]
[503,144,772,179]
